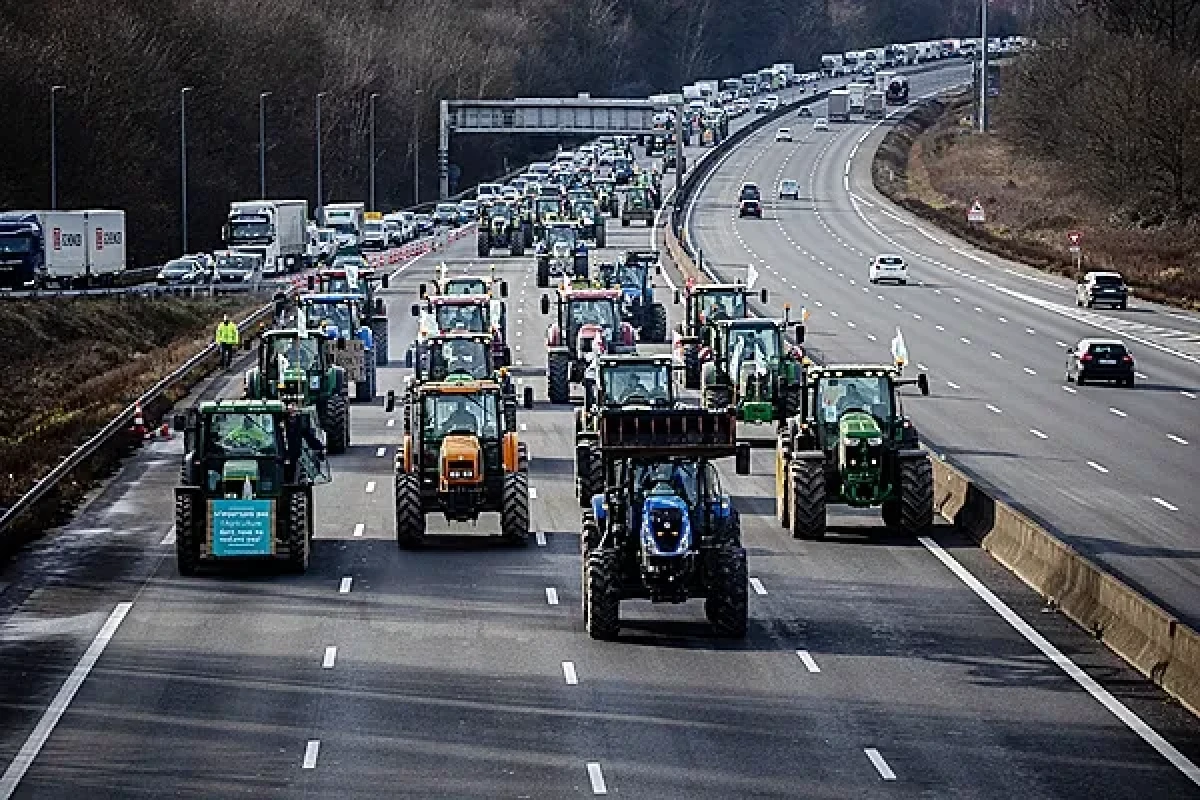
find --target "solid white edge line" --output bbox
[0,602,133,798]
[586,762,608,795]
[920,535,1200,786]
[322,646,337,669]
[302,740,320,769]
[1152,497,1179,512]
[864,748,897,781]
[160,526,176,546]
[562,661,579,685]
[796,650,821,673]
[375,446,387,457]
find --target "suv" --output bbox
[1076,271,1129,309]
[779,179,799,200]
[738,183,762,218]
[775,128,793,142]
[1065,339,1135,386]
[869,254,909,285]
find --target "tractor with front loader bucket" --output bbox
[243,326,351,454]
[700,313,806,427]
[776,363,933,539]
[599,250,667,343]
[387,380,529,547]
[477,201,526,257]
[672,281,767,389]
[311,260,390,366]
[580,405,752,640]
[535,221,590,288]
[174,399,330,575]
[300,294,377,402]
[405,331,533,431]
[541,286,636,405]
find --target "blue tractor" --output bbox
[300,293,377,402]
[580,406,752,639]
[600,250,668,343]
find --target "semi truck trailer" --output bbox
[224,200,309,276]
[0,209,125,289]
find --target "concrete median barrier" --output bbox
[932,454,1200,717]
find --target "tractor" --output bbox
[580,405,752,640]
[592,178,619,218]
[598,250,667,343]
[535,221,590,288]
[312,260,390,366]
[619,186,657,228]
[532,195,565,242]
[243,326,351,454]
[405,331,533,431]
[413,292,510,367]
[574,354,676,505]
[174,399,330,575]
[776,363,933,539]
[541,286,636,404]
[672,282,768,389]
[477,201,526,257]
[300,294,377,402]
[700,314,807,427]
[388,380,530,547]
[570,194,607,249]
[418,265,508,302]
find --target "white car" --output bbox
[765,95,780,111]
[775,128,793,142]
[797,106,813,117]
[813,117,829,131]
[779,179,799,199]
[869,254,909,284]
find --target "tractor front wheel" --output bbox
[790,457,827,540]
[705,545,748,638]
[596,224,607,249]
[898,457,934,534]
[646,303,668,343]
[175,493,200,576]
[576,444,603,508]
[586,550,621,640]
[537,259,550,288]
[371,319,390,366]
[394,471,426,548]
[283,491,311,573]
[501,469,530,544]
[321,395,349,454]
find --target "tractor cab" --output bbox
[536,222,589,286]
[419,265,508,301]
[597,355,674,408]
[414,333,496,383]
[414,294,510,366]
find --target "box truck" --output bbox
[864,91,886,119]
[846,82,871,114]
[320,202,366,253]
[875,71,897,94]
[0,209,125,289]
[827,90,851,122]
[224,199,309,276]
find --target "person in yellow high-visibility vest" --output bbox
[215,314,240,368]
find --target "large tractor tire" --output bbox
[585,549,621,640]
[574,254,589,281]
[510,233,524,258]
[547,351,571,404]
[683,344,701,390]
[477,231,490,258]
[175,492,200,576]
[897,456,934,534]
[370,318,390,366]
[705,545,748,638]
[283,490,311,574]
[394,471,426,548]
[645,303,667,343]
[790,456,827,540]
[500,470,530,544]
[356,359,376,404]
[596,224,607,249]
[575,444,603,508]
[523,223,534,248]
[320,395,349,455]
[537,259,550,288]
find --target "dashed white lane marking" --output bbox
[520,422,528,432]
[535,531,547,547]
[1030,429,1048,439]
[353,523,364,537]
[749,577,768,595]
[1167,434,1189,445]
[864,748,897,781]
[545,587,559,605]
[160,526,176,546]
[990,352,1002,359]
[365,481,376,494]
[998,317,1008,323]
[796,650,821,673]
[1056,340,1069,348]
[587,762,608,795]
[866,333,877,341]
[386,418,396,427]
[1182,391,1197,399]
[986,404,1002,414]
[1062,385,1077,394]
[530,487,538,499]
[846,321,857,329]
[562,661,579,685]
[935,325,946,331]
[916,363,928,371]
[974,306,984,313]
[0,602,132,798]
[921,535,1200,786]
[375,447,387,457]
[302,740,320,769]
[1023,367,1037,375]
[1087,461,1110,474]
[1108,408,1127,418]
[830,311,840,318]
[960,337,971,345]
[1153,497,1179,512]
[1136,371,1148,380]
[946,381,961,390]
[322,646,337,669]
[339,577,353,594]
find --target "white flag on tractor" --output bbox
[891,327,909,371]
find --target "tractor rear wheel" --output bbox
[547,351,571,404]
[576,444,603,508]
[283,491,311,573]
[477,231,490,258]
[646,303,667,343]
[705,545,748,638]
[501,470,530,544]
[394,471,426,548]
[683,344,701,390]
[596,224,607,249]
[537,259,550,288]
[898,456,934,534]
[790,457,827,540]
[586,550,621,640]
[321,395,349,454]
[175,493,200,576]
[881,499,901,530]
[371,319,390,366]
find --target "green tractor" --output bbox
[477,201,526,257]
[593,178,619,218]
[570,195,607,249]
[776,364,933,539]
[574,354,676,505]
[672,282,767,389]
[405,331,534,431]
[700,314,806,427]
[174,399,330,575]
[619,186,657,228]
[243,327,351,454]
[580,405,752,640]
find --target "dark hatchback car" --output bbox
[1066,338,1135,386]
[738,183,762,217]
[1076,271,1129,309]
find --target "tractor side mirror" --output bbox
[337,337,346,351]
[673,289,681,305]
[418,282,427,298]
[385,390,396,413]
[307,275,315,291]
[173,414,188,433]
[500,281,509,298]
[523,386,534,409]
[375,298,384,316]
[411,303,420,317]
[242,337,253,351]
[794,323,805,343]
[760,288,769,304]
[735,442,751,475]
[655,264,662,275]
[381,274,389,288]
[540,294,550,315]
[917,373,930,396]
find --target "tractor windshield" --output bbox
[429,339,491,380]
[205,412,280,456]
[573,200,596,218]
[615,262,648,288]
[626,189,650,210]
[633,461,699,507]
[603,363,671,406]
[268,337,320,375]
[697,291,745,322]
[305,302,354,335]
[424,392,499,439]
[815,375,893,425]
[569,298,618,331]
[444,278,488,295]
[546,226,576,247]
[436,302,487,333]
[537,199,561,217]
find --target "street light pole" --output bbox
[979,0,989,132]
[259,91,271,199]
[181,86,193,254]
[413,89,422,206]
[316,91,327,214]
[369,92,379,211]
[50,85,65,209]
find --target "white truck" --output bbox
[224,200,308,276]
[875,71,898,93]
[820,53,843,77]
[772,63,796,85]
[827,89,851,122]
[0,209,125,289]
[846,82,871,114]
[682,85,703,102]
[321,202,366,253]
[695,80,719,100]
[864,91,886,119]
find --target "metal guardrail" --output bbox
[0,295,284,537]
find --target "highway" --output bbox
[0,63,1197,798]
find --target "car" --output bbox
[156,256,213,286]
[1076,271,1129,309]
[456,201,477,226]
[775,128,793,142]
[813,117,829,131]
[754,99,771,113]
[779,179,799,200]
[764,95,780,111]
[738,183,762,218]
[433,203,459,227]
[416,214,435,235]
[1065,338,1135,386]
[868,254,908,284]
[798,106,813,117]
[213,251,262,283]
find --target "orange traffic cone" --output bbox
[131,402,147,439]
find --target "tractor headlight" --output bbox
[309,376,321,390]
[842,436,856,447]
[867,437,883,446]
[448,469,474,479]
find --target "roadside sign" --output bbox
[1068,245,1081,254]
[967,200,986,223]
[1067,230,1082,246]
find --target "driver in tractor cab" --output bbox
[445,304,482,331]
[442,397,480,436]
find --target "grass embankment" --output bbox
[0,294,262,542]
[873,92,1200,309]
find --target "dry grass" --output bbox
[874,92,1200,309]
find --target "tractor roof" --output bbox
[808,364,900,378]
[320,267,375,279]
[415,380,501,395]
[599,354,673,367]
[562,288,621,301]
[199,399,286,414]
[716,317,781,330]
[303,293,359,304]
[430,294,490,305]
[425,331,493,344]
[691,283,752,294]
